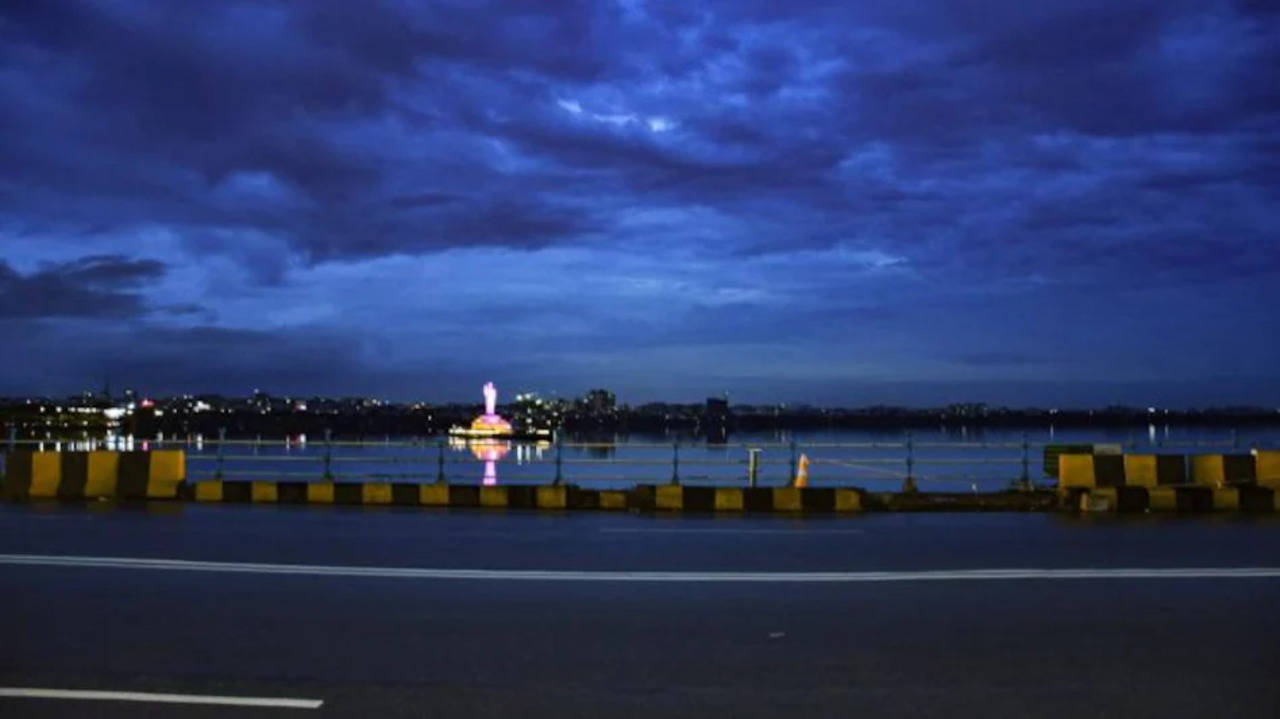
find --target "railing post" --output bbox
[216,427,226,480]
[1232,428,1239,450]
[1019,432,1030,490]
[436,439,446,484]
[671,442,680,485]
[7,426,15,452]
[554,436,563,486]
[906,431,914,477]
[902,431,917,493]
[747,448,760,488]
[789,439,798,485]
[323,428,333,481]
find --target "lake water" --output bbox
[137,424,1280,492]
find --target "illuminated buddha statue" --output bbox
[469,381,513,435]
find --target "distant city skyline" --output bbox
[1,2,1277,407]
[6,380,1279,412]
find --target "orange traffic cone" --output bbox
[794,453,810,487]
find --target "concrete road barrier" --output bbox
[1256,450,1280,488]
[1189,453,1256,487]
[1075,486,1279,513]
[1058,453,1127,489]
[2,450,184,500]
[187,481,866,513]
[4,449,1277,514]
[1120,454,1187,487]
[1056,450,1277,512]
[188,480,629,511]
[632,485,862,513]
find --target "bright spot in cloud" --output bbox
[557,99,673,134]
[593,112,635,126]
[647,117,673,132]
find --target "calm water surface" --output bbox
[132,425,1280,492]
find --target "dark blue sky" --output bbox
[1,1,1278,406]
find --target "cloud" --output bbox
[0,0,1276,402]
[3,1,1273,263]
[0,255,168,319]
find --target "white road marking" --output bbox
[3,553,1280,583]
[0,687,322,709]
[599,527,866,534]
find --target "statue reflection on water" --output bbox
[447,437,551,484]
[454,437,511,485]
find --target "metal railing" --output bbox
[3,429,1274,490]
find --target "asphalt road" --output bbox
[2,503,1279,717]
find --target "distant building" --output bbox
[947,403,988,418]
[581,389,616,414]
[704,395,732,442]
[512,392,560,430]
[705,396,730,420]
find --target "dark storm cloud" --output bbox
[0,0,615,258]
[3,0,1274,259]
[0,255,166,319]
[0,317,568,401]
[300,195,600,259]
[89,326,368,392]
[0,0,1276,401]
[0,321,365,396]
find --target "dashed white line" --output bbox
[599,527,866,534]
[0,687,322,709]
[3,553,1280,583]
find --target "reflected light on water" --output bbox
[468,439,511,485]
[448,437,551,483]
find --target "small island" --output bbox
[448,382,551,440]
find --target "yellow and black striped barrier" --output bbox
[2,450,185,500]
[1057,452,1212,489]
[1058,453,1129,489]
[632,485,863,513]
[189,480,631,511]
[1120,454,1188,487]
[5,449,1278,514]
[1075,485,1280,513]
[1055,449,1280,512]
[1189,453,1257,486]
[1059,451,1267,490]
[189,482,1065,513]
[188,481,862,513]
[1258,450,1280,487]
